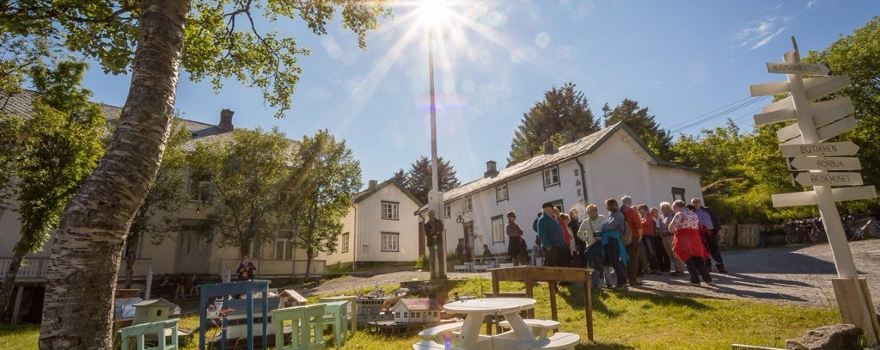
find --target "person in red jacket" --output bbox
[621,195,643,286]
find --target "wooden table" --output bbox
[444,298,537,349]
[489,266,594,341]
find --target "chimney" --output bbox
[484,160,499,178]
[219,109,234,132]
[543,140,556,155]
[368,180,378,189]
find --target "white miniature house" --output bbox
[391,298,442,324]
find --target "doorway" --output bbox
[463,222,475,260]
[175,230,211,274]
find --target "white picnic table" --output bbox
[443,297,536,349]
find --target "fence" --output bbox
[0,257,152,283]
[219,259,326,278]
[717,224,762,248]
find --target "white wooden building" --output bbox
[422,123,703,259]
[391,298,443,324]
[319,179,424,265]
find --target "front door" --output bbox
[175,230,211,274]
[463,222,475,260]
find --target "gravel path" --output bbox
[304,240,880,309]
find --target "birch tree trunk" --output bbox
[0,252,24,319]
[38,0,190,348]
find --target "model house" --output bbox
[420,122,703,260]
[391,298,443,324]
[319,179,424,265]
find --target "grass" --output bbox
[0,278,839,350]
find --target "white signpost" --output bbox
[790,156,861,171]
[751,37,880,345]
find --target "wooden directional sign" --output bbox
[754,108,795,125]
[790,156,861,171]
[795,172,863,187]
[779,141,859,157]
[771,185,877,208]
[767,62,831,75]
[763,96,792,112]
[775,97,855,141]
[781,116,858,145]
[750,81,789,96]
[804,75,850,101]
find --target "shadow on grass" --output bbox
[576,342,636,350]
[557,284,712,319]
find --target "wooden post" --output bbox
[548,281,558,321]
[525,279,535,319]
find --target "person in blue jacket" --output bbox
[536,202,567,266]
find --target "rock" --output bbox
[786,324,863,350]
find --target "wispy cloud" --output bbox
[806,0,819,9]
[732,16,792,50]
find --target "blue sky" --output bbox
[80,0,880,187]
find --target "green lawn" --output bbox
[0,278,838,349]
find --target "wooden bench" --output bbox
[498,318,560,339]
[417,321,463,342]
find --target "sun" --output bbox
[414,0,453,30]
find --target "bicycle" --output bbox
[785,218,826,244]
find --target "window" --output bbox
[250,240,262,259]
[189,173,213,202]
[341,233,350,253]
[671,187,686,202]
[463,196,473,212]
[381,232,399,252]
[491,215,505,243]
[274,239,294,260]
[496,183,509,202]
[543,166,560,188]
[381,201,399,220]
[444,203,452,218]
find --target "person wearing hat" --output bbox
[536,202,567,266]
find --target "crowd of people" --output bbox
[505,195,727,290]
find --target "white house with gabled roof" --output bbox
[418,122,703,259]
[319,179,424,265]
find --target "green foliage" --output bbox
[0,61,105,255]
[281,130,362,259]
[508,82,600,165]
[603,98,674,160]
[1,0,388,117]
[394,156,459,204]
[414,254,428,269]
[805,16,880,211]
[189,128,291,255]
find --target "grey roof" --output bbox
[353,179,423,206]
[1,89,221,138]
[427,122,696,207]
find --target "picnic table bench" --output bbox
[498,319,560,339]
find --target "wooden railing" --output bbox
[0,257,152,283]
[219,259,326,278]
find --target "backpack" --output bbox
[622,218,633,245]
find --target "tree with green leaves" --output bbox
[397,156,459,204]
[189,128,290,258]
[121,120,190,289]
[0,62,105,319]
[1,1,387,346]
[281,130,361,280]
[508,82,600,165]
[805,16,880,193]
[602,99,674,160]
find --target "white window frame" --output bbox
[495,183,509,202]
[444,203,452,219]
[543,166,560,188]
[463,196,473,212]
[491,215,505,243]
[381,232,399,252]
[341,232,350,253]
[381,201,399,220]
[273,232,295,260]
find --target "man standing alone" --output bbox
[537,202,567,267]
[691,198,727,273]
[424,210,446,278]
